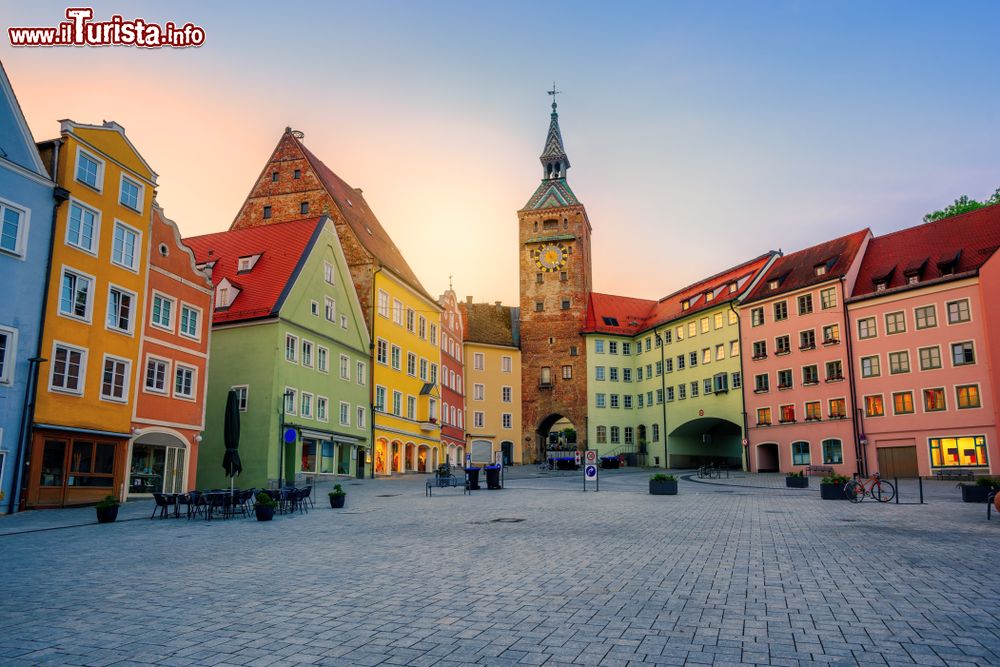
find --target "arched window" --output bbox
[791,441,810,466]
[596,426,607,443]
[822,439,843,465]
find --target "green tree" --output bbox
[923,188,1000,223]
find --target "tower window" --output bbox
[536,273,543,284]
[271,171,279,182]
[294,169,301,179]
[263,206,272,219]
[543,219,559,230]
[535,301,544,312]
[561,300,570,310]
[560,271,567,282]
[300,201,309,215]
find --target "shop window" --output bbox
[929,435,987,468]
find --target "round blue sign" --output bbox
[585,465,597,477]
[283,427,297,443]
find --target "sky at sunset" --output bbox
[2,1,999,304]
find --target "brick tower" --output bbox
[518,94,593,461]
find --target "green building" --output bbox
[584,254,776,468]
[186,217,371,488]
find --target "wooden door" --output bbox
[877,446,918,478]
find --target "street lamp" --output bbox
[654,332,668,469]
[9,356,46,515]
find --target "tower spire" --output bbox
[540,83,570,181]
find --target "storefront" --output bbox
[127,430,190,497]
[298,429,364,478]
[26,426,129,508]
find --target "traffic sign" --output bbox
[585,464,598,480]
[283,427,297,443]
[742,438,749,446]
[574,450,581,466]
[494,450,503,467]
[585,450,597,465]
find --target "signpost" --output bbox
[583,449,599,491]
[494,450,504,487]
[574,450,581,468]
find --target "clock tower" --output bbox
[518,94,593,461]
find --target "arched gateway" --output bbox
[668,417,743,469]
[536,413,579,462]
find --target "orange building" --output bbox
[128,204,212,498]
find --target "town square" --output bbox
[0,2,999,665]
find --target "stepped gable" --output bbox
[743,230,870,304]
[184,217,322,323]
[459,301,517,347]
[851,204,1000,299]
[583,293,656,335]
[643,253,776,330]
[291,134,432,301]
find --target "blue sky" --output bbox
[2,1,999,302]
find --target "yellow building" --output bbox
[372,270,444,474]
[460,299,523,465]
[28,121,156,507]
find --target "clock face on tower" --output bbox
[532,242,568,272]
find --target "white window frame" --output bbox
[300,391,314,419]
[357,406,367,429]
[502,413,512,429]
[0,196,30,258]
[377,289,390,318]
[75,146,104,192]
[284,387,298,416]
[357,360,367,385]
[49,340,88,395]
[502,386,512,403]
[179,303,203,341]
[65,198,100,255]
[317,346,329,373]
[232,384,249,411]
[323,261,335,285]
[105,282,137,335]
[58,265,96,323]
[111,218,142,273]
[316,396,329,422]
[285,333,299,363]
[150,291,176,332]
[324,296,336,323]
[99,353,131,403]
[392,299,404,325]
[118,172,145,213]
[340,354,351,380]
[301,339,314,368]
[0,325,17,385]
[502,355,512,373]
[143,354,170,395]
[173,363,197,401]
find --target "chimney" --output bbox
[495,301,502,307]
[355,187,364,195]
[466,296,473,304]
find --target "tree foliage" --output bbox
[923,188,1000,223]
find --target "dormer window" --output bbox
[215,278,240,311]
[237,254,262,273]
[937,250,960,276]
[814,264,827,276]
[602,316,619,327]
[874,281,887,293]
[768,279,779,290]
[705,291,714,303]
[681,300,690,311]
[907,275,919,285]
[728,282,737,293]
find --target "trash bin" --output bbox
[484,465,502,490]
[624,453,637,467]
[464,467,481,490]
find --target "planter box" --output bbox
[785,476,809,489]
[649,479,678,495]
[819,482,846,500]
[329,494,346,508]
[255,505,275,521]
[95,505,119,524]
[960,484,994,503]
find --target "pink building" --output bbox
[740,230,871,475]
[848,205,1000,477]
[438,287,466,466]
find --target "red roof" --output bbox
[291,133,434,302]
[184,218,322,323]
[583,253,775,335]
[743,229,870,304]
[851,204,1000,299]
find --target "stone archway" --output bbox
[668,417,743,469]
[756,443,779,472]
[128,428,189,496]
[536,414,578,461]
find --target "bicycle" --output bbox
[844,472,896,503]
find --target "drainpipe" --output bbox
[729,300,751,472]
[369,264,382,479]
[10,145,68,513]
[655,330,668,469]
[840,277,864,477]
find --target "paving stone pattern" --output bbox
[0,469,998,666]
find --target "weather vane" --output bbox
[548,81,561,108]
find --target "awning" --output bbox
[299,428,363,445]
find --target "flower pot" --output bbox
[960,484,993,503]
[785,476,809,489]
[820,482,846,500]
[254,505,274,521]
[329,494,346,508]
[95,505,119,524]
[649,479,677,495]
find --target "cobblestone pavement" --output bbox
[1,468,998,666]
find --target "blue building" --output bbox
[0,62,58,513]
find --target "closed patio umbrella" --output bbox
[222,389,242,502]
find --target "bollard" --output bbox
[895,477,899,504]
[919,477,924,504]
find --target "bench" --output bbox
[806,465,834,476]
[933,469,975,481]
[425,475,470,496]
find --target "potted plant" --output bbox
[329,484,346,508]
[785,471,809,488]
[95,495,120,524]
[649,473,678,495]
[820,474,851,500]
[960,477,998,503]
[254,491,277,521]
